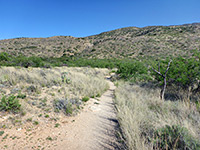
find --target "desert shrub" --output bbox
[13,55,45,68]
[0,131,4,136]
[0,54,120,69]
[28,56,44,67]
[0,95,21,113]
[169,57,200,90]
[61,72,71,84]
[17,93,26,99]
[65,103,73,115]
[150,56,200,100]
[153,125,200,150]
[82,96,90,102]
[0,52,11,61]
[53,98,81,115]
[117,60,151,82]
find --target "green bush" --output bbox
[151,56,200,90]
[153,125,200,150]
[0,95,21,113]
[0,52,11,61]
[169,57,200,90]
[117,60,151,82]
[65,103,73,115]
[17,93,26,99]
[82,96,90,102]
[0,131,4,136]
[13,55,44,68]
[150,56,200,101]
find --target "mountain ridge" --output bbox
[0,23,200,58]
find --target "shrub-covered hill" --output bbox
[0,23,200,58]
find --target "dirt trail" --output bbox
[57,79,119,150]
[0,80,120,150]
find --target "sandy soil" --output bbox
[0,80,120,150]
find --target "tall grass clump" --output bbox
[114,82,200,150]
[0,67,109,95]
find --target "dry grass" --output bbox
[0,66,109,128]
[114,82,200,150]
[0,66,109,96]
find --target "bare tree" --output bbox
[151,60,172,100]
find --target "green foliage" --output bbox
[82,96,90,102]
[169,57,200,89]
[46,136,53,141]
[0,52,11,61]
[44,114,49,118]
[65,103,73,115]
[117,60,151,82]
[33,121,39,125]
[0,95,21,113]
[13,55,45,67]
[0,131,4,136]
[149,58,170,81]
[150,56,200,93]
[61,72,71,84]
[0,53,151,83]
[55,123,60,128]
[0,53,118,69]
[153,125,200,150]
[96,93,101,97]
[1,52,200,90]
[0,53,48,68]
[17,93,26,99]
[26,118,32,122]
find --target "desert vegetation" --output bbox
[1,50,200,149]
[0,23,200,149]
[0,66,109,129]
[113,52,200,149]
[0,23,200,58]
[114,83,200,150]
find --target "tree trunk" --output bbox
[151,60,172,100]
[161,77,167,100]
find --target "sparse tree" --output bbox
[151,60,172,100]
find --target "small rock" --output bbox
[0,84,5,88]
[11,88,21,94]
[32,102,37,106]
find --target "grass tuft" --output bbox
[114,82,200,150]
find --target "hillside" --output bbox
[0,23,200,58]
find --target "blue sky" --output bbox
[0,0,200,40]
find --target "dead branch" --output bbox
[151,60,172,100]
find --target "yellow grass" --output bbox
[114,82,200,150]
[0,66,109,128]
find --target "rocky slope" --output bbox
[0,23,200,58]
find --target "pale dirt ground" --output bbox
[0,80,120,150]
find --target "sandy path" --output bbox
[57,80,119,150]
[0,80,120,150]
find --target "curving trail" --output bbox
[57,80,119,150]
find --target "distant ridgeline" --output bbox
[0,23,200,59]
